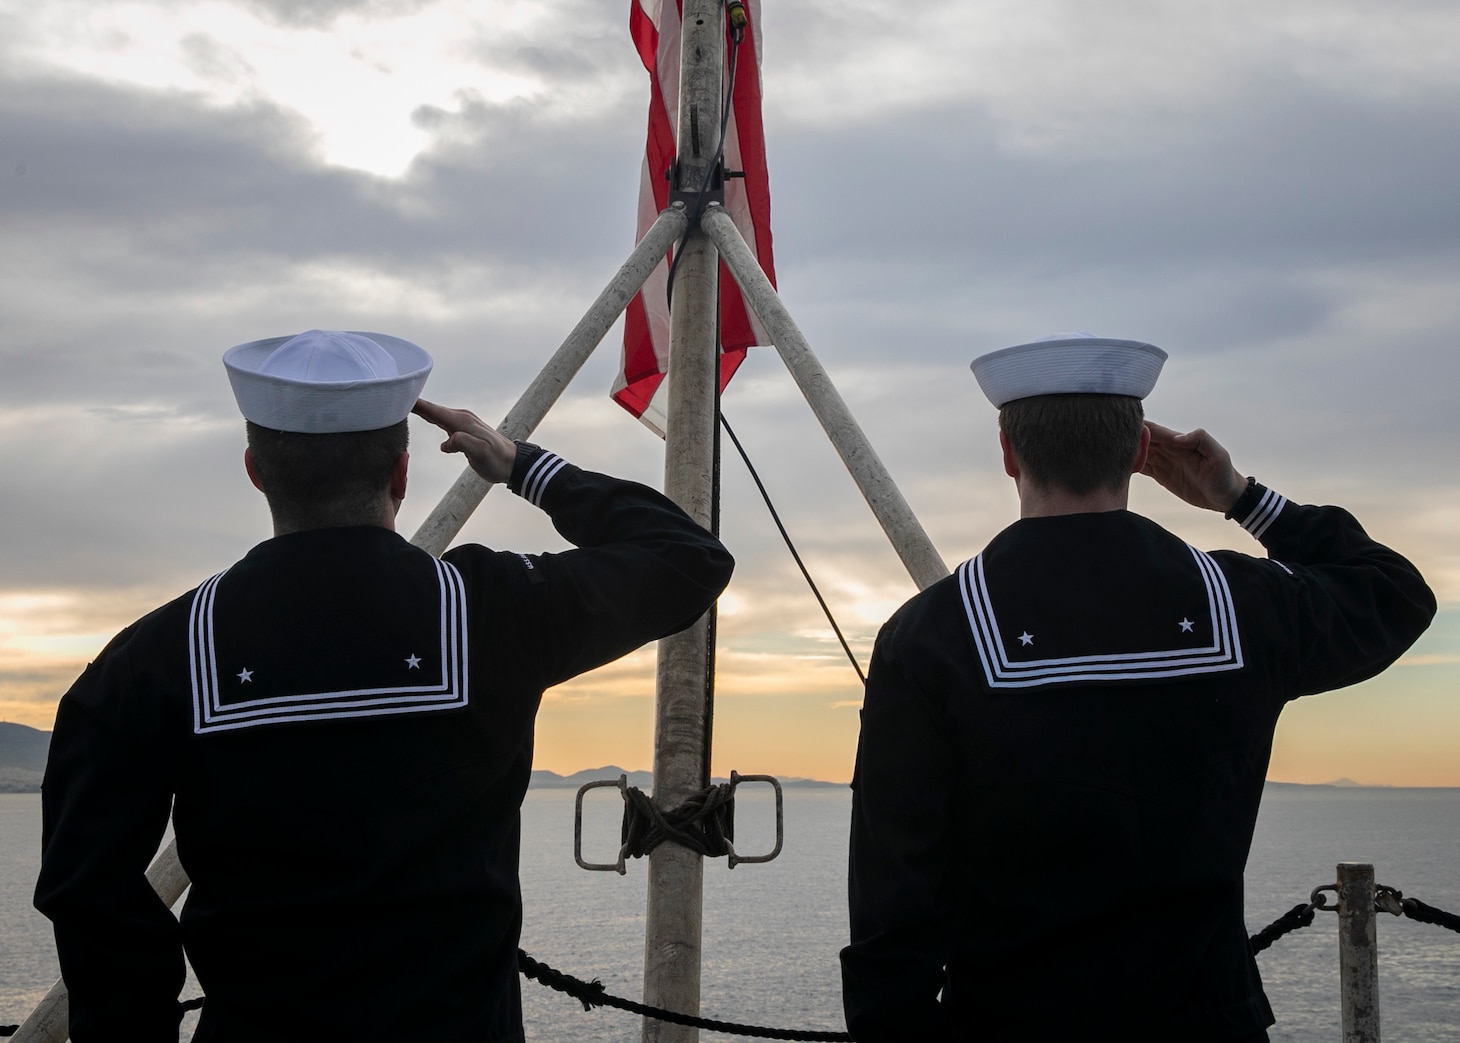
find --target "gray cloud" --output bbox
[771,85,1460,282]
[0,68,649,419]
[241,0,434,29]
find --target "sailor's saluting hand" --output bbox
[413,398,518,484]
[1141,421,1248,513]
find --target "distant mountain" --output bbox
[530,766,654,790]
[0,722,50,792]
[775,776,846,789]
[1264,778,1394,790]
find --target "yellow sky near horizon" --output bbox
[4,588,1455,787]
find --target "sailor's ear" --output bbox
[1130,422,1152,475]
[999,430,1021,480]
[390,451,409,503]
[244,447,265,493]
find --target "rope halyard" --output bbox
[721,413,868,686]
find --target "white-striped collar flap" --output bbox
[958,544,1244,690]
[189,557,470,734]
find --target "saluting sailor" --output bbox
[840,333,1435,1042]
[35,329,734,1042]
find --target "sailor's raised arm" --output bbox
[429,432,734,690]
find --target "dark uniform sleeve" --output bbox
[840,609,959,1042]
[1224,482,1436,695]
[34,625,185,1042]
[491,442,735,688]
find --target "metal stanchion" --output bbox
[1337,861,1380,1043]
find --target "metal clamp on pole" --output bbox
[574,774,630,874]
[572,771,785,873]
[1374,883,1406,917]
[724,770,784,869]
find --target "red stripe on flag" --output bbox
[613,0,775,435]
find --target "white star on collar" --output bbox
[405,654,422,670]
[1179,618,1195,633]
[237,668,254,683]
[1018,632,1034,646]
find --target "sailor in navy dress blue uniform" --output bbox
[35,331,733,1042]
[840,335,1435,1042]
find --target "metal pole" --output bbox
[9,980,68,1043]
[411,204,689,556]
[640,2,724,1040]
[1338,861,1381,1043]
[701,204,949,590]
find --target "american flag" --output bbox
[612,0,776,435]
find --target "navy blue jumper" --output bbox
[37,443,734,1042]
[841,484,1435,1042]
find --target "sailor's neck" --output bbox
[1016,483,1130,519]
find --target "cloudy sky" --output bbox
[2,0,1456,785]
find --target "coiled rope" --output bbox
[621,781,737,859]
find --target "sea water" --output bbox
[3,786,1458,1040]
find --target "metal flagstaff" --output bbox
[638,2,726,1038]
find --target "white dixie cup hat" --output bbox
[970,331,1167,408]
[223,329,433,433]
